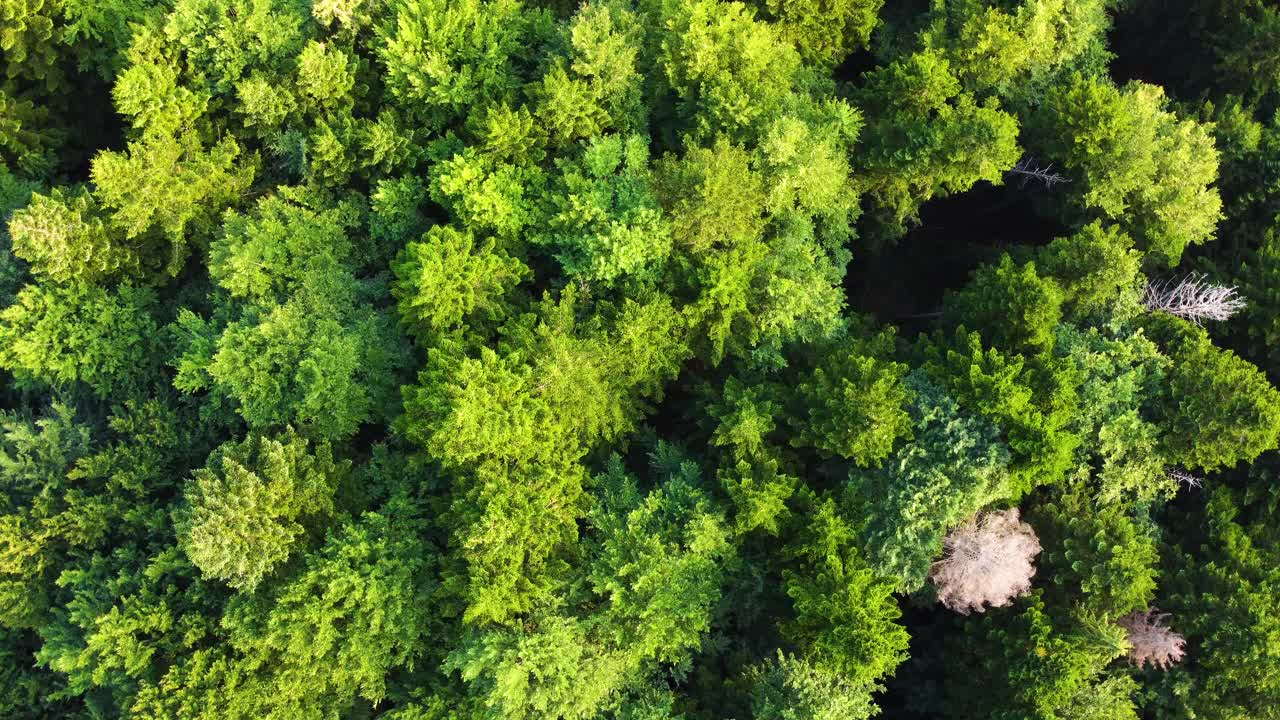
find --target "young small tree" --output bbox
[1143,273,1246,324]
[1117,610,1186,670]
[931,508,1041,614]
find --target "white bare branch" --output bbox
[1118,610,1186,670]
[1142,273,1246,324]
[1007,157,1070,190]
[1166,467,1203,489]
[931,508,1041,615]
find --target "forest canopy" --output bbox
[4,0,1280,718]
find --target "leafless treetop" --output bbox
[931,508,1041,615]
[1143,273,1246,324]
[1166,467,1204,490]
[1118,610,1187,670]
[1007,157,1070,190]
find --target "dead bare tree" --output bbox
[1142,273,1246,324]
[1166,467,1204,489]
[1007,157,1070,190]
[1118,610,1186,670]
[931,508,1041,615]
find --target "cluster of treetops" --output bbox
[4,0,1280,718]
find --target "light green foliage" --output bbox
[430,145,545,240]
[219,494,435,715]
[916,0,1113,103]
[1152,487,1280,720]
[7,186,147,283]
[792,328,912,466]
[156,0,311,117]
[537,134,672,285]
[1030,75,1222,266]
[296,41,358,114]
[446,613,623,720]
[656,0,801,140]
[706,379,785,470]
[178,428,346,591]
[404,291,689,624]
[658,136,765,254]
[782,497,910,690]
[850,371,1011,591]
[61,0,165,79]
[1145,314,1280,471]
[175,194,408,440]
[1037,222,1142,321]
[749,651,880,720]
[1032,485,1158,619]
[709,377,798,534]
[0,281,160,397]
[312,0,369,30]
[90,134,257,275]
[756,102,862,242]
[1054,325,1170,500]
[393,225,529,337]
[163,0,310,96]
[208,194,358,306]
[7,0,1280,716]
[761,0,883,67]
[112,28,211,140]
[658,133,849,363]
[206,305,404,439]
[533,0,647,143]
[854,50,1021,239]
[944,255,1065,356]
[444,459,730,720]
[381,0,531,129]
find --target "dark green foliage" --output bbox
[1149,486,1280,719]
[850,371,1012,591]
[920,329,1080,493]
[173,193,409,440]
[930,593,1134,720]
[1145,314,1280,471]
[748,651,880,720]
[759,0,883,67]
[218,494,436,716]
[1053,325,1169,500]
[853,49,1021,239]
[1031,484,1159,618]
